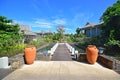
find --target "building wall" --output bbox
[85,27,102,37]
[85,29,90,36]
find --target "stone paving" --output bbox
[2,44,120,80]
[2,61,120,80]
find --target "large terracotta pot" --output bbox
[24,46,36,64]
[86,45,98,64]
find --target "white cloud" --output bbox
[53,19,66,25]
[34,19,52,28]
[65,28,72,31]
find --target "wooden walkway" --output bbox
[52,44,72,61]
[2,44,120,80]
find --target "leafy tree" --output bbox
[56,24,65,42]
[0,16,20,34]
[76,27,81,34]
[0,16,22,56]
[66,34,75,42]
[52,33,60,42]
[100,0,120,47]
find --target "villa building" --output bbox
[80,22,102,37]
[19,24,37,43]
[37,30,53,37]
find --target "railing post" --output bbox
[72,48,75,55]
[65,43,78,57]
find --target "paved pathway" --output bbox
[2,44,120,80]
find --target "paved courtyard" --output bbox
[2,44,120,80]
[2,61,120,80]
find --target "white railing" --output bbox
[48,43,59,55]
[65,43,78,55]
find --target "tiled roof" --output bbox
[81,22,102,30]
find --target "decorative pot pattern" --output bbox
[86,45,98,64]
[24,46,36,64]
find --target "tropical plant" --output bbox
[100,0,120,48]
[0,16,23,57]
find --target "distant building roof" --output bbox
[37,30,53,34]
[24,31,37,36]
[84,22,96,28]
[19,24,36,36]
[81,22,102,30]
[19,24,31,31]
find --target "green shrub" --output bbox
[0,43,26,57]
[28,40,46,48]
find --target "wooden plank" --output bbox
[52,44,72,61]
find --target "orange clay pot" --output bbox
[24,45,36,64]
[86,45,98,64]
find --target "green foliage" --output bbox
[52,33,60,42]
[100,0,120,47]
[44,35,54,42]
[0,16,20,33]
[0,43,26,57]
[105,30,120,47]
[44,33,60,42]
[99,0,120,54]
[0,16,23,57]
[76,27,81,34]
[28,40,46,48]
[63,34,75,42]
[73,28,87,44]
[105,39,120,47]
[68,34,75,42]
[56,25,65,42]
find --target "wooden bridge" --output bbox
[2,44,120,80]
[52,44,73,61]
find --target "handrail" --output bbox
[48,43,59,55]
[65,43,78,55]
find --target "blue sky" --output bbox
[0,0,117,33]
